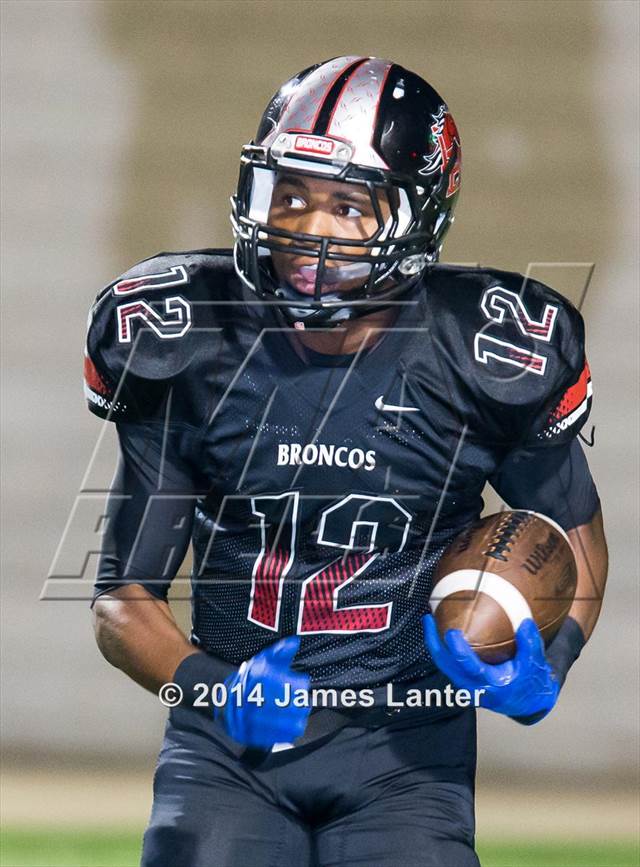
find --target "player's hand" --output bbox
[215,636,311,748]
[423,615,560,723]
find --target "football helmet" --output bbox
[231,56,461,326]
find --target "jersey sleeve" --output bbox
[84,255,197,422]
[490,274,593,449]
[523,355,592,447]
[432,268,594,450]
[93,421,200,602]
[489,438,600,531]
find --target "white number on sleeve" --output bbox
[474,285,559,376]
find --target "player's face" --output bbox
[267,173,392,296]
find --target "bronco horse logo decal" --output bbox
[419,105,461,198]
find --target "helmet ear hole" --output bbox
[399,254,428,276]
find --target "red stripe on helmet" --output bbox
[309,58,368,134]
[321,59,372,136]
[326,58,393,169]
[264,56,362,142]
[371,62,393,140]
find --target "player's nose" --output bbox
[298,207,335,238]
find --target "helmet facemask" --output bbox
[232,148,442,326]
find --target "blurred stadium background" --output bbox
[1,1,639,865]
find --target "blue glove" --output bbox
[216,636,311,749]
[423,615,560,723]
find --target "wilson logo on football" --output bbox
[294,135,335,156]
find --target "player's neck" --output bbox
[292,307,398,357]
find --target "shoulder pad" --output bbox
[426,266,591,446]
[84,249,236,420]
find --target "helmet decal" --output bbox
[420,105,461,198]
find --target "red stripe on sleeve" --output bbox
[550,360,591,420]
[83,354,111,396]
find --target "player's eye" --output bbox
[336,203,364,219]
[281,193,306,210]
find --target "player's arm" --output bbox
[93,582,198,694]
[424,440,607,724]
[90,420,222,692]
[91,421,310,748]
[565,506,607,642]
[85,259,310,747]
[489,439,607,713]
[96,586,311,750]
[425,276,604,723]
[490,437,608,648]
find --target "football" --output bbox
[429,511,577,663]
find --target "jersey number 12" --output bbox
[248,492,412,635]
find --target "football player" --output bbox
[87,57,608,867]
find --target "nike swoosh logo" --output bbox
[375,395,420,413]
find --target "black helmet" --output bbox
[231,56,461,327]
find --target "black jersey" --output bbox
[85,250,593,687]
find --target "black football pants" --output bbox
[141,705,480,867]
